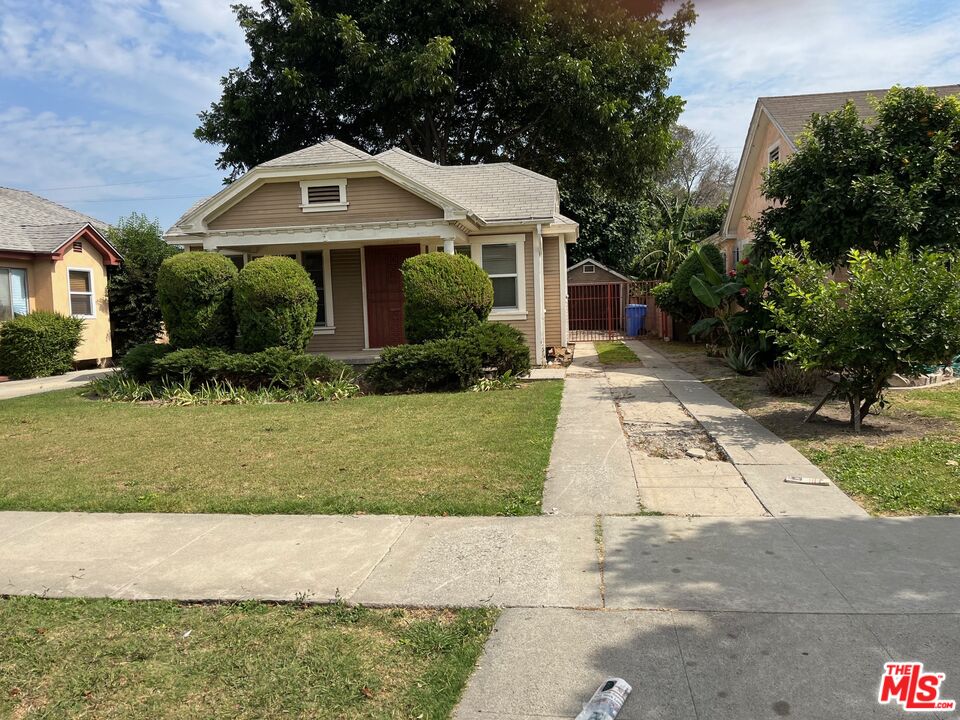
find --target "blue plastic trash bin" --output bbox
[626,304,647,337]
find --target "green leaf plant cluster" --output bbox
[763,237,960,430]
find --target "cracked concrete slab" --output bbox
[638,486,769,516]
[737,463,867,517]
[353,516,601,608]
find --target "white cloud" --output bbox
[671,0,960,158]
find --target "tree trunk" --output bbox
[849,393,862,432]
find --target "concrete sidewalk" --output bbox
[624,340,866,518]
[3,511,958,614]
[0,368,112,400]
[542,343,640,515]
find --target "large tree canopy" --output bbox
[198,0,694,202]
[755,86,960,265]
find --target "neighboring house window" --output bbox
[0,268,28,322]
[768,144,780,165]
[225,254,245,270]
[68,268,95,318]
[583,263,595,274]
[733,246,741,264]
[299,180,348,212]
[301,251,327,327]
[720,251,727,269]
[481,243,519,310]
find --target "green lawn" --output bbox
[594,341,642,366]
[0,597,496,719]
[807,439,960,515]
[0,382,562,516]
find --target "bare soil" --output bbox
[645,338,955,451]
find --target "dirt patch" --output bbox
[622,422,726,461]
[644,338,955,450]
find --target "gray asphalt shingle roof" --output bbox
[170,141,561,232]
[259,139,375,167]
[761,84,960,145]
[0,187,108,253]
[374,148,559,222]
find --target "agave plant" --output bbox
[724,345,759,375]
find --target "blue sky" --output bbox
[1,0,959,230]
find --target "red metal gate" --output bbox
[568,282,625,341]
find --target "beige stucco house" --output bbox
[0,188,120,364]
[709,85,960,271]
[165,140,578,364]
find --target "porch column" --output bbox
[533,224,546,365]
[443,238,455,254]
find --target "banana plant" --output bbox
[687,246,745,343]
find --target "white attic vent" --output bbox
[299,180,348,212]
[583,263,595,273]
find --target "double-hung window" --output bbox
[0,268,28,322]
[301,251,327,327]
[68,269,95,318]
[481,243,520,310]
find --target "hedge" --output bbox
[364,338,483,393]
[157,252,238,349]
[234,256,318,352]
[120,342,175,382]
[401,252,494,343]
[466,322,530,376]
[0,311,84,379]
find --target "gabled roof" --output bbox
[567,258,633,282]
[0,188,118,263]
[718,84,960,240]
[760,84,960,149]
[169,140,563,235]
[375,148,559,223]
[260,139,375,167]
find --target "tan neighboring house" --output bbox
[0,188,120,364]
[709,85,960,271]
[165,140,578,364]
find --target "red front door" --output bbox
[365,244,421,348]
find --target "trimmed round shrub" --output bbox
[234,256,318,352]
[401,253,494,344]
[157,252,238,349]
[364,338,483,393]
[466,322,531,376]
[0,311,84,379]
[120,342,174,382]
[673,244,724,305]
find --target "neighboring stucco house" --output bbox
[0,188,120,364]
[709,85,960,271]
[165,140,578,364]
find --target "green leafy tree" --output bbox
[631,125,733,279]
[197,0,695,225]
[107,213,180,358]
[764,240,960,430]
[755,86,960,264]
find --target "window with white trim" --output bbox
[299,180,348,212]
[0,268,28,322]
[583,263,595,274]
[481,243,519,310]
[301,251,328,327]
[68,269,95,318]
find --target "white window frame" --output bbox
[0,267,29,321]
[300,249,335,334]
[299,180,348,213]
[767,142,781,166]
[67,267,95,319]
[583,263,595,274]
[468,235,527,321]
